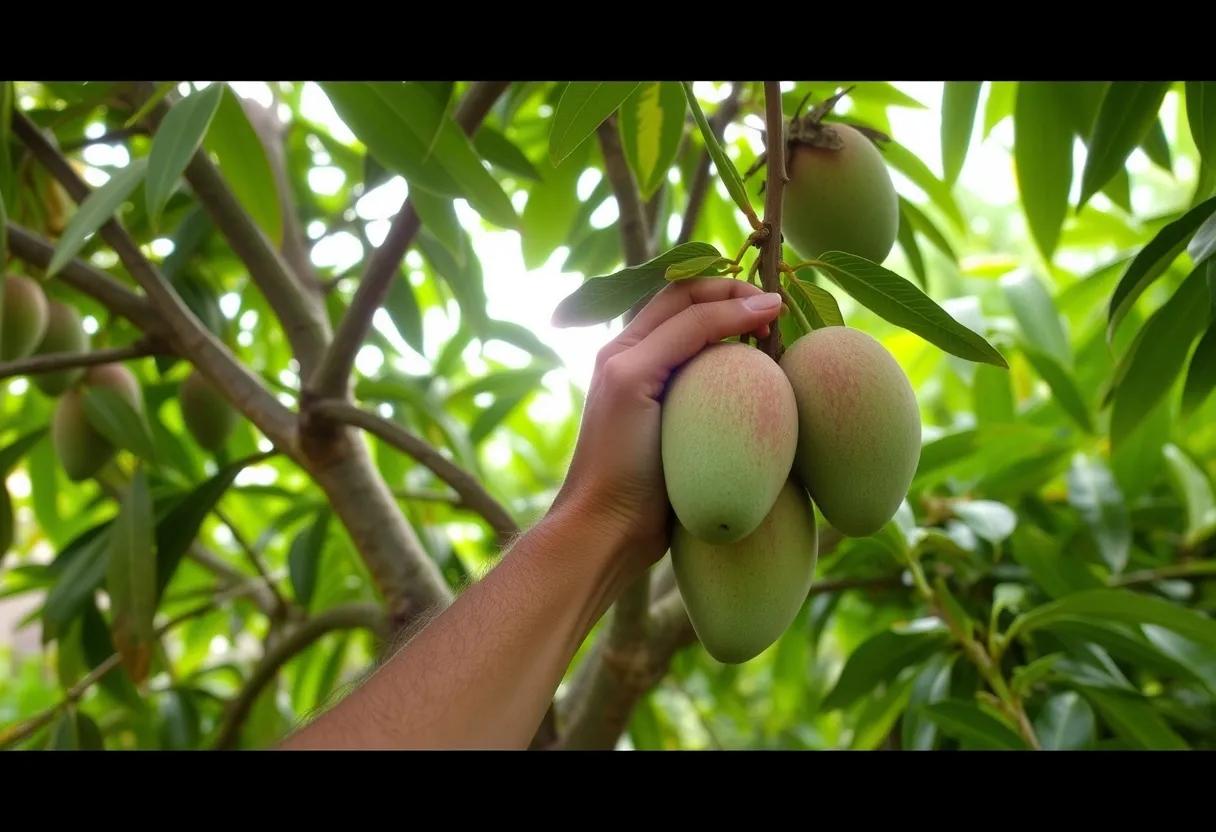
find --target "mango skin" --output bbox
[52,364,144,481]
[780,327,921,537]
[781,123,899,264]
[33,300,90,396]
[661,342,798,543]
[672,478,819,664]
[1,275,50,361]
[180,370,238,452]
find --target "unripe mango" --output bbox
[672,478,819,664]
[180,370,238,452]
[52,364,144,481]
[780,327,921,537]
[661,342,798,543]
[33,300,90,396]
[781,123,899,264]
[1,275,50,361]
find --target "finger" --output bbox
[618,292,783,381]
[617,277,766,346]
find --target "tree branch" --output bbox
[677,82,744,246]
[757,81,787,361]
[0,340,165,383]
[309,399,519,546]
[597,117,652,266]
[307,81,510,400]
[214,602,389,750]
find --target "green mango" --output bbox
[780,327,921,537]
[52,363,144,481]
[1,274,50,361]
[33,300,90,396]
[661,341,798,543]
[672,478,819,664]
[180,370,239,452]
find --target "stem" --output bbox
[757,81,788,360]
[781,286,813,333]
[0,340,165,383]
[677,83,744,246]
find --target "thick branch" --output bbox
[677,83,744,246]
[310,399,519,546]
[214,602,389,750]
[307,81,509,399]
[757,81,787,361]
[0,340,164,383]
[597,118,652,266]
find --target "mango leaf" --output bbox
[902,653,956,750]
[549,82,640,165]
[664,254,730,281]
[1001,269,1070,366]
[81,386,156,463]
[0,428,48,475]
[1181,323,1216,416]
[1077,687,1187,750]
[473,126,540,180]
[417,228,487,332]
[682,82,754,222]
[921,700,1028,749]
[145,82,224,226]
[1107,195,1216,338]
[899,198,956,262]
[811,252,1007,366]
[896,211,927,288]
[1189,213,1216,267]
[953,500,1017,544]
[1186,82,1216,169]
[47,157,148,277]
[821,624,950,711]
[385,274,424,355]
[412,189,465,266]
[1014,83,1074,260]
[1110,263,1211,446]
[849,669,917,750]
[1046,619,1212,691]
[941,81,981,185]
[983,81,1015,138]
[123,80,177,128]
[618,82,685,199]
[880,138,965,231]
[107,468,156,683]
[203,85,282,246]
[1009,588,1216,650]
[482,319,562,367]
[1067,454,1131,574]
[1163,444,1216,546]
[288,510,330,609]
[789,278,845,329]
[973,363,1015,424]
[552,242,721,327]
[1141,118,1173,172]
[520,139,590,270]
[1021,347,1093,433]
[1078,82,1171,208]
[1008,523,1103,600]
[1034,691,1096,750]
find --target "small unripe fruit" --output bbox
[1,275,51,361]
[672,478,819,664]
[780,327,921,537]
[180,370,238,452]
[52,364,144,481]
[661,342,798,543]
[781,123,899,264]
[33,301,90,396]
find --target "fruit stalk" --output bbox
[757,81,788,361]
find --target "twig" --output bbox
[1112,560,1216,587]
[0,340,165,383]
[60,127,146,152]
[757,81,788,361]
[213,507,288,615]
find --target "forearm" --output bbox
[281,501,631,749]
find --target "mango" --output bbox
[1,275,50,361]
[672,478,819,664]
[780,327,921,537]
[661,342,798,543]
[52,364,144,481]
[781,123,899,264]
[180,370,238,452]
[33,300,90,396]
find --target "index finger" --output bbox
[616,277,766,347]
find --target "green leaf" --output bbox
[81,386,156,463]
[145,83,224,226]
[417,228,487,332]
[1186,82,1216,168]
[124,81,177,128]
[385,274,424,355]
[902,653,955,750]
[1011,653,1065,698]
[973,363,1015,425]
[470,391,530,445]
[953,500,1017,543]
[1001,270,1071,366]
[1010,588,1216,650]
[1014,82,1074,260]
[552,242,721,327]
[880,139,965,231]
[520,139,590,270]
[983,81,1015,138]
[895,209,927,289]
[1021,346,1093,433]
[1141,118,1173,172]
[941,81,981,185]
[473,126,540,181]
[618,82,685,199]
[203,85,282,246]
[681,82,754,222]
[1181,323,1216,416]
[811,252,1007,366]
[1078,82,1171,208]
[789,279,845,330]
[50,708,79,750]
[1077,687,1187,750]
[1008,523,1103,600]
[288,511,330,609]
[1107,195,1216,338]
[1163,444,1216,546]
[1045,619,1212,690]
[849,668,917,750]
[1067,454,1131,574]
[1110,264,1211,446]
[411,189,465,266]
[821,624,950,711]
[107,468,156,683]
[899,198,956,263]
[549,82,641,165]
[0,81,13,203]
[1189,213,1216,267]
[664,254,730,281]
[47,157,148,277]
[921,700,1028,749]
[1034,691,1096,750]
[482,319,562,367]
[0,428,48,476]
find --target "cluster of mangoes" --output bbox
[1,274,239,480]
[660,119,920,664]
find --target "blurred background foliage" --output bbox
[1,80,1215,750]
